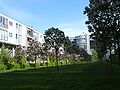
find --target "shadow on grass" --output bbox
[0,61,120,90]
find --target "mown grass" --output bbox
[0,61,120,90]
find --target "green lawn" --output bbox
[0,62,120,90]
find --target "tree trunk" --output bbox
[116,38,120,64]
[55,47,59,72]
[56,52,59,72]
[109,45,113,73]
[35,55,37,69]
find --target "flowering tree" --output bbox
[27,40,42,68]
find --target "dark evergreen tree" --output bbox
[84,0,120,63]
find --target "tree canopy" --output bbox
[44,27,65,48]
[84,0,120,61]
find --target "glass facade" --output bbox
[75,34,87,50]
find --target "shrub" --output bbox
[40,63,44,66]
[23,63,30,69]
[11,63,20,69]
[91,50,98,61]
[0,46,11,65]
[111,54,118,64]
[0,64,7,70]
[15,56,27,68]
[7,58,17,69]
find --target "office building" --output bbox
[70,32,95,55]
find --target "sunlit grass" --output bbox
[0,61,120,90]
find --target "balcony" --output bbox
[27,30,34,37]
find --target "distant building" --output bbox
[70,32,95,55]
[89,38,95,55]
[69,37,75,43]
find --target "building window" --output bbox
[16,34,18,39]
[18,35,22,44]
[16,23,18,29]
[19,24,22,30]
[5,30,8,41]
[0,16,8,29]
[5,19,8,29]
[18,24,22,34]
[40,35,42,38]
[0,16,2,25]
[9,21,13,26]
[9,33,12,37]
[0,28,8,41]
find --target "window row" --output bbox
[0,28,22,43]
[16,23,22,30]
[0,16,22,31]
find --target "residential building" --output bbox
[0,13,44,56]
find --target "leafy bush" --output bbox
[7,58,17,69]
[0,64,7,70]
[11,63,20,69]
[15,56,27,68]
[0,46,11,65]
[91,50,98,61]
[111,54,118,64]
[40,63,44,66]
[23,63,30,69]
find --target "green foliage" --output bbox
[111,54,119,64]
[44,27,66,71]
[15,45,28,68]
[23,63,30,69]
[44,27,65,47]
[0,46,10,65]
[91,50,98,61]
[16,56,27,68]
[7,58,17,69]
[0,64,7,70]
[11,63,20,69]
[84,0,120,61]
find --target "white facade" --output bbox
[39,32,45,44]
[0,13,27,46]
[26,26,45,47]
[0,13,44,56]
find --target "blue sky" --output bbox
[0,0,89,37]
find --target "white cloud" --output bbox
[57,18,89,37]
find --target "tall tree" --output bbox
[44,27,65,71]
[84,0,120,62]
